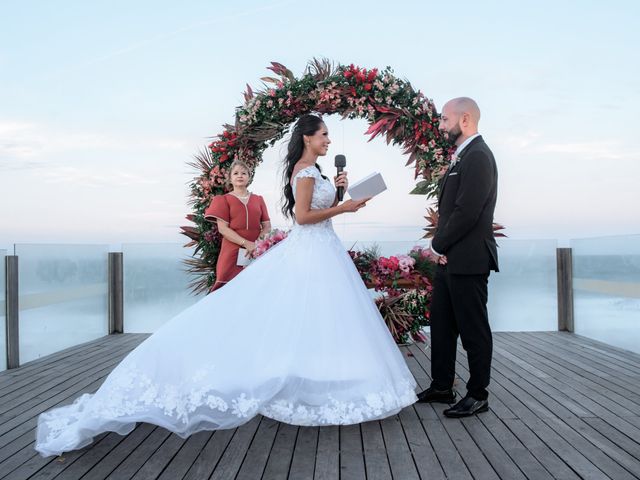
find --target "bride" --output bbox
[35,114,418,457]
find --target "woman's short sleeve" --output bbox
[294,166,319,180]
[204,195,230,223]
[259,196,270,222]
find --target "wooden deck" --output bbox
[0,332,639,479]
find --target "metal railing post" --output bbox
[5,255,19,369]
[557,248,574,332]
[108,252,124,334]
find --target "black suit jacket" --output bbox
[431,136,499,274]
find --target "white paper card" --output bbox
[236,248,252,267]
[347,172,387,200]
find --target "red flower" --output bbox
[219,154,229,162]
[364,83,372,91]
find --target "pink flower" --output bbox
[251,229,289,258]
[397,255,415,273]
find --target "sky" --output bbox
[1,0,639,250]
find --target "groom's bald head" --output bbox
[445,97,481,125]
[439,97,481,145]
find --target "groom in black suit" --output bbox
[417,97,499,417]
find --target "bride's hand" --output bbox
[334,172,348,191]
[340,197,371,213]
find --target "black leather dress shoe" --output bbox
[416,387,456,404]
[443,396,488,418]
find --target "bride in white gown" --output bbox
[35,114,418,457]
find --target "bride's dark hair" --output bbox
[281,114,327,219]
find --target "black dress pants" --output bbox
[429,265,492,400]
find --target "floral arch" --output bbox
[181,59,456,343]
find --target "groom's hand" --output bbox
[429,246,448,265]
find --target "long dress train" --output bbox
[35,165,417,457]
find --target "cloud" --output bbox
[0,119,188,164]
[42,166,159,188]
[48,1,296,74]
[502,132,639,161]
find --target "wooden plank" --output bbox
[182,429,235,480]
[421,419,473,479]
[0,374,122,469]
[542,331,640,367]
[518,332,640,380]
[397,407,445,480]
[379,416,419,480]
[0,334,145,387]
[0,346,143,445]
[129,433,187,480]
[521,333,640,382]
[261,423,298,480]
[0,335,144,418]
[485,344,640,479]
[565,416,640,476]
[208,416,260,480]
[338,424,366,480]
[478,412,555,480]
[235,417,279,480]
[288,427,318,479]
[422,334,615,478]
[33,430,128,480]
[71,423,156,480]
[501,419,581,480]
[102,427,171,480]
[502,333,640,399]
[540,415,638,480]
[313,426,339,480]
[498,333,640,415]
[583,417,640,459]
[440,418,500,480]
[361,421,392,480]
[157,430,213,480]
[460,416,527,480]
[5,433,111,480]
[469,336,639,479]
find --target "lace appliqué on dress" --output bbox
[41,362,416,444]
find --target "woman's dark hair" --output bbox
[281,114,326,219]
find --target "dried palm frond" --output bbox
[376,294,415,344]
[493,223,507,237]
[187,147,216,174]
[306,57,338,81]
[422,207,439,239]
[182,257,215,294]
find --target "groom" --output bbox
[418,97,499,418]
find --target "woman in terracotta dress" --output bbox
[204,160,271,290]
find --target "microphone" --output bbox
[334,154,346,201]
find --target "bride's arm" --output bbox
[294,178,368,225]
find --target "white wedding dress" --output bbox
[35,166,417,457]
